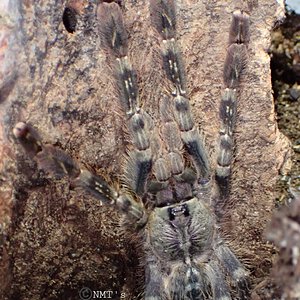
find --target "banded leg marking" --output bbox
[216,243,250,300]
[13,122,147,225]
[205,261,232,300]
[215,11,249,214]
[145,256,164,300]
[150,0,210,182]
[98,3,153,195]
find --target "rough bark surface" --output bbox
[0,0,291,299]
[266,191,300,300]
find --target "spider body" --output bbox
[145,197,216,298]
[13,0,250,299]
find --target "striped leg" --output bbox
[215,242,250,299]
[13,122,147,227]
[215,11,250,216]
[205,261,231,300]
[149,0,211,185]
[144,255,164,300]
[97,3,152,196]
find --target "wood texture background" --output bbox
[0,0,290,299]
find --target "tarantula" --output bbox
[13,1,250,299]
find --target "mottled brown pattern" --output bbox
[266,192,300,299]
[0,0,290,299]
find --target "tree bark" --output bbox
[0,0,290,299]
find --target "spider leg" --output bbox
[97,3,153,196]
[13,122,147,226]
[204,260,231,300]
[166,263,208,300]
[166,260,230,300]
[215,242,250,299]
[144,255,165,300]
[150,0,210,184]
[13,122,80,179]
[215,11,250,211]
[152,95,196,184]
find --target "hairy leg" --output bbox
[215,11,250,217]
[205,260,231,300]
[215,242,250,299]
[150,0,211,184]
[97,3,153,196]
[13,122,147,227]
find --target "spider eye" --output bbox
[62,7,77,33]
[168,204,190,221]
